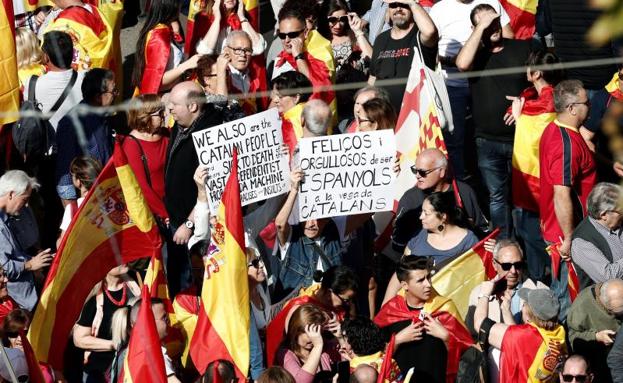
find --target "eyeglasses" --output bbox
[561,374,588,382]
[228,46,253,56]
[103,88,119,96]
[278,29,304,40]
[410,166,441,178]
[328,15,349,24]
[388,2,410,9]
[494,259,525,271]
[567,100,591,108]
[247,257,264,268]
[331,289,351,305]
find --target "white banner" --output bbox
[297,130,396,220]
[192,108,290,213]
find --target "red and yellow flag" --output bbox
[499,0,537,40]
[511,86,556,212]
[19,331,46,383]
[605,72,623,101]
[0,0,19,126]
[19,0,54,12]
[281,102,305,154]
[546,243,580,302]
[123,285,168,383]
[29,140,162,369]
[189,149,250,378]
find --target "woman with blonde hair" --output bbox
[15,27,45,88]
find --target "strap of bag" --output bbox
[49,70,78,113]
[28,75,39,103]
[126,135,152,187]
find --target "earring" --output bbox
[437,224,445,232]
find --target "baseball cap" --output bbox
[0,347,29,381]
[518,287,560,321]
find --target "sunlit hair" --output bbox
[523,304,558,330]
[70,156,103,192]
[285,304,327,358]
[15,27,43,68]
[127,94,165,134]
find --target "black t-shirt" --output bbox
[370,26,438,111]
[469,39,538,142]
[381,306,447,383]
[76,289,125,374]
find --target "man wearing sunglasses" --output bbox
[466,239,546,380]
[567,278,623,382]
[560,355,594,383]
[368,0,438,111]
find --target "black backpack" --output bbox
[13,71,77,162]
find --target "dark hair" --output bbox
[396,256,433,282]
[320,265,359,295]
[342,316,385,356]
[321,0,351,39]
[132,0,180,89]
[70,156,103,192]
[196,55,218,87]
[271,71,312,103]
[469,3,496,26]
[278,4,307,24]
[256,367,296,383]
[42,31,73,69]
[201,359,237,383]
[525,50,565,86]
[2,309,30,346]
[424,191,470,229]
[82,68,115,103]
[362,98,397,131]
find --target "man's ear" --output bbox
[300,114,306,129]
[189,102,199,113]
[400,280,408,291]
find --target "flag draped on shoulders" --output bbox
[499,0,537,40]
[189,150,250,379]
[45,4,114,71]
[29,140,162,370]
[122,285,168,383]
[0,0,19,126]
[374,294,473,383]
[138,24,172,95]
[511,86,556,212]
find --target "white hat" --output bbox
[0,347,29,381]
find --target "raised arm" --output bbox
[406,0,438,47]
[456,13,500,72]
[275,169,303,246]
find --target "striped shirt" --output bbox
[572,217,623,283]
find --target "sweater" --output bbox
[567,285,621,346]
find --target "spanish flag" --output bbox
[546,242,580,302]
[189,149,250,378]
[122,285,168,383]
[604,72,623,101]
[138,24,171,94]
[19,330,46,383]
[185,0,260,55]
[499,0,537,40]
[0,0,19,126]
[281,102,305,154]
[20,0,54,12]
[511,86,556,212]
[45,4,114,71]
[172,287,200,367]
[375,293,473,383]
[29,140,162,369]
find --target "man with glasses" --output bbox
[392,148,486,256]
[560,355,594,383]
[465,239,546,381]
[567,278,623,382]
[539,80,597,321]
[368,0,438,111]
[56,68,116,205]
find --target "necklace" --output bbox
[104,283,127,307]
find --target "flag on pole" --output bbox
[546,243,580,303]
[122,285,168,383]
[0,0,20,126]
[29,140,162,369]
[189,149,250,378]
[19,331,46,383]
[499,0,537,40]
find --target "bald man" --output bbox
[164,81,223,296]
[567,279,623,381]
[560,355,593,383]
[350,364,378,383]
[391,148,487,256]
[301,99,332,137]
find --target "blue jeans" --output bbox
[549,255,571,323]
[445,86,471,180]
[476,137,513,239]
[514,208,549,282]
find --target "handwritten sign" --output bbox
[297,130,396,220]
[192,109,290,213]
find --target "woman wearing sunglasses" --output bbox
[322,0,372,73]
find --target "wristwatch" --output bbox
[477,294,493,301]
[184,220,195,231]
[294,53,306,61]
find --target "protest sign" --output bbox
[297,130,396,220]
[192,108,290,213]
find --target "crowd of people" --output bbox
[1,0,623,381]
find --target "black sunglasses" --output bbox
[331,289,351,305]
[388,2,410,9]
[561,375,588,383]
[328,15,349,24]
[410,166,441,177]
[278,29,304,40]
[494,259,525,271]
[247,257,263,268]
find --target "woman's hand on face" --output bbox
[305,324,324,348]
[348,13,363,33]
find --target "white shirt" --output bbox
[60,197,85,231]
[23,69,85,130]
[161,346,176,377]
[251,285,272,330]
[429,0,510,87]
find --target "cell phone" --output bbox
[337,361,350,383]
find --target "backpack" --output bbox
[456,344,489,383]
[13,71,77,162]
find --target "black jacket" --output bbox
[164,107,222,227]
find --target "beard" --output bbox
[392,13,412,29]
